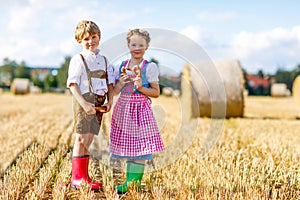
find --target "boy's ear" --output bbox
[77,39,82,44]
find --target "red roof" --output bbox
[246,74,271,88]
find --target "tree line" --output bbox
[243,65,300,96]
[0,57,70,92]
[0,56,299,95]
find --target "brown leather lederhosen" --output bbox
[73,54,108,135]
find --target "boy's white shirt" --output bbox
[67,49,115,96]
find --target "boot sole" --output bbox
[117,189,127,194]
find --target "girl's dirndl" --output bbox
[110,60,164,158]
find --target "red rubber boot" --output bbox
[84,155,102,188]
[70,156,101,191]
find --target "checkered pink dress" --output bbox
[110,62,164,157]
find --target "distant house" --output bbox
[246,74,275,95]
[30,67,58,81]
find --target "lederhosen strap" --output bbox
[79,53,108,94]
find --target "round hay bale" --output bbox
[293,75,300,105]
[30,85,42,94]
[173,89,180,97]
[271,83,290,97]
[181,59,244,118]
[11,78,30,95]
[162,87,173,96]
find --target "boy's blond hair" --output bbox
[75,20,101,42]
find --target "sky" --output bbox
[0,0,300,75]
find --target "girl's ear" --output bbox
[77,39,82,44]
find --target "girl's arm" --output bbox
[136,81,160,98]
[113,74,131,95]
[134,62,160,98]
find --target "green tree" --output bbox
[275,68,294,90]
[44,73,58,90]
[2,57,17,67]
[257,69,264,78]
[56,56,71,89]
[13,61,31,79]
[0,58,18,84]
[31,76,44,89]
[149,57,159,65]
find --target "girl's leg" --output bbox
[130,159,145,165]
[116,159,145,194]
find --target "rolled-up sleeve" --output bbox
[67,55,83,88]
[146,62,159,83]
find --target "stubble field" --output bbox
[0,93,300,199]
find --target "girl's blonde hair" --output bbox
[126,29,151,45]
[75,20,101,42]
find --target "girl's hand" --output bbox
[119,74,131,86]
[134,77,142,89]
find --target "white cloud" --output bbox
[228,26,300,73]
[180,25,216,46]
[178,25,300,73]
[0,0,138,67]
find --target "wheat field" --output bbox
[0,93,300,199]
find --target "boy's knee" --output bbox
[75,133,93,146]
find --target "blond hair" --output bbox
[126,29,151,45]
[75,20,101,42]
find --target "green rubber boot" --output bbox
[116,161,145,194]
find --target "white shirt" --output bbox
[67,49,115,95]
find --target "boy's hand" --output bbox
[82,101,96,115]
[99,102,112,113]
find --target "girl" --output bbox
[110,29,164,194]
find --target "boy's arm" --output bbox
[69,83,96,115]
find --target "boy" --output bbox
[67,20,114,190]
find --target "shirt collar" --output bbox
[81,49,100,57]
